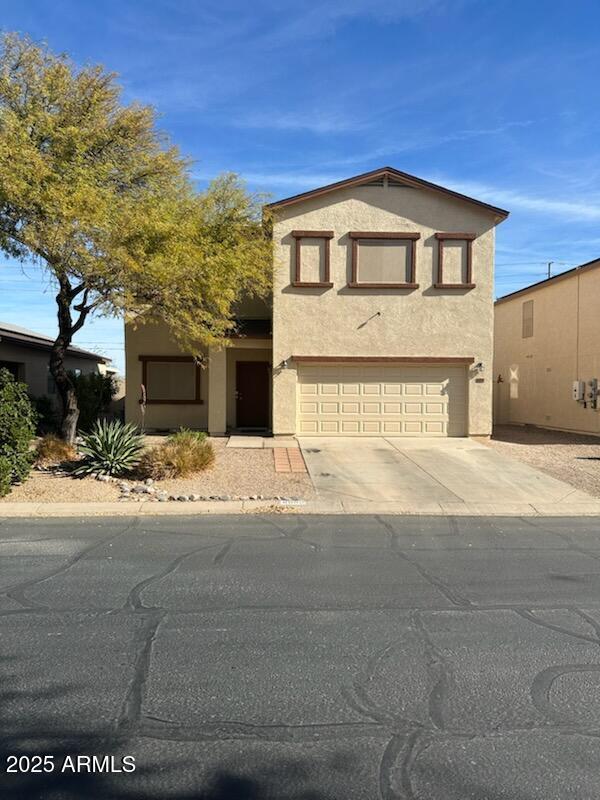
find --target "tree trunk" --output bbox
[49,336,79,444]
[49,275,80,444]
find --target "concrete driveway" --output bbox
[299,437,596,513]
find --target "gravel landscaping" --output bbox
[0,471,121,502]
[485,424,600,498]
[0,438,314,503]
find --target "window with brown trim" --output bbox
[348,232,420,288]
[522,299,534,338]
[139,356,203,404]
[291,230,334,287]
[434,232,476,289]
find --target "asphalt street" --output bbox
[2,513,600,799]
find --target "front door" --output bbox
[236,361,270,429]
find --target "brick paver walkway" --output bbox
[274,448,307,473]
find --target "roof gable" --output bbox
[267,167,509,221]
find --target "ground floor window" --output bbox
[0,360,22,380]
[139,356,203,404]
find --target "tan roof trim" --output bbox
[0,329,110,363]
[495,257,600,305]
[266,167,509,220]
[291,356,475,364]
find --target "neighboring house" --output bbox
[125,167,509,437]
[494,258,600,436]
[0,322,112,400]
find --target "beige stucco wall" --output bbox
[272,184,499,436]
[125,320,209,431]
[494,263,600,435]
[125,319,271,432]
[0,341,103,400]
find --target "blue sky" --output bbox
[1,0,600,374]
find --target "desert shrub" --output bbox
[138,434,214,480]
[0,368,37,496]
[30,394,60,435]
[72,419,144,477]
[0,457,12,498]
[168,428,207,444]
[35,434,77,467]
[69,371,118,432]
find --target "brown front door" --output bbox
[236,361,270,429]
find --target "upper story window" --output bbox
[522,299,534,338]
[348,232,420,289]
[291,230,334,288]
[434,232,476,289]
[139,355,203,405]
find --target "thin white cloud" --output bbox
[259,0,450,46]
[327,121,533,164]
[228,171,346,190]
[234,110,366,135]
[233,114,530,140]
[441,179,600,221]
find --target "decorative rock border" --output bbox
[113,478,302,504]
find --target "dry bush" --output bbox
[137,435,214,480]
[35,434,77,467]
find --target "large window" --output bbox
[348,232,420,288]
[522,300,534,338]
[139,356,203,404]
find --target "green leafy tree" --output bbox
[0,34,271,442]
[69,371,118,432]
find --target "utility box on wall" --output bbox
[589,378,599,410]
[572,380,585,402]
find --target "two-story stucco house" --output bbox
[125,167,508,437]
[494,257,600,436]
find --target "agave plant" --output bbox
[73,419,144,477]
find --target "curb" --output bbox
[1,499,600,517]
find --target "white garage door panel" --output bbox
[298,365,467,436]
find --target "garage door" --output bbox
[297,364,467,436]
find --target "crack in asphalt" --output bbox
[379,732,410,800]
[125,542,223,611]
[342,630,425,730]
[262,514,322,551]
[514,608,600,645]
[117,608,165,737]
[139,715,385,742]
[411,611,454,732]
[377,516,473,608]
[530,664,600,726]
[0,518,140,605]
[212,539,234,566]
[118,539,239,738]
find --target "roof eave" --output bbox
[0,331,110,363]
[266,166,510,221]
[495,257,600,305]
